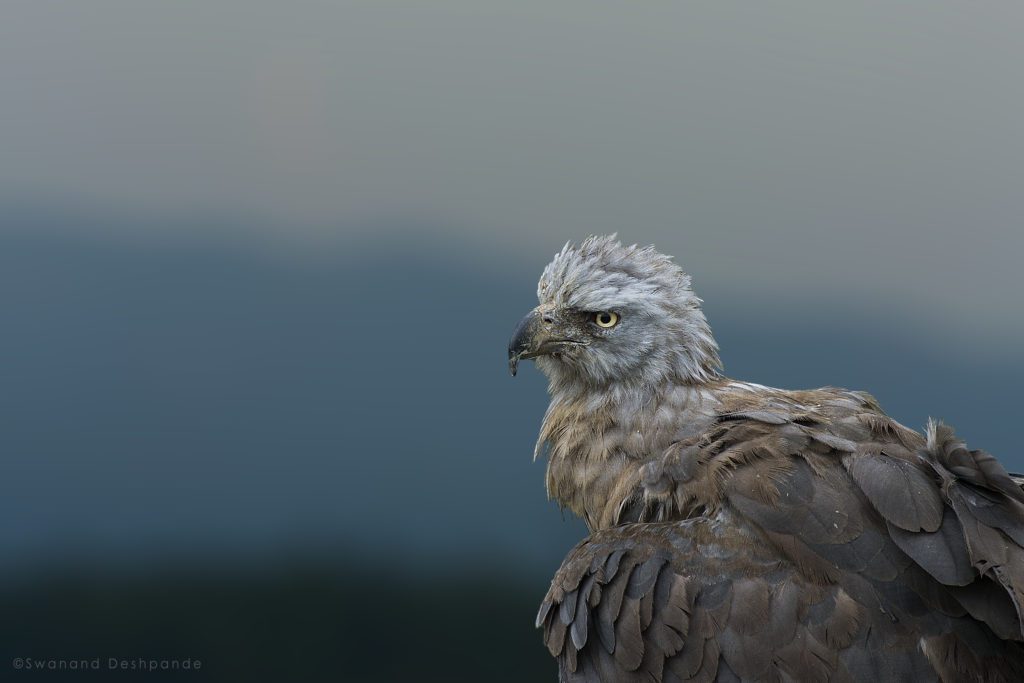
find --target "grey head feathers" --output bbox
[534,235,721,388]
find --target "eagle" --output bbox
[508,235,1024,682]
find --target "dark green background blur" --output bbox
[2,3,1022,681]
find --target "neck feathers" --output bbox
[537,380,721,529]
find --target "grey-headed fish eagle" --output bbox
[508,236,1024,682]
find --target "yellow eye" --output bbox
[594,311,619,328]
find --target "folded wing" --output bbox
[543,390,1024,681]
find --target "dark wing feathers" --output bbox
[888,508,974,586]
[656,398,1024,641]
[540,518,942,683]
[544,388,1024,681]
[920,422,1024,639]
[542,523,1024,681]
[849,454,944,532]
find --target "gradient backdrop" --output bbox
[2,2,1022,681]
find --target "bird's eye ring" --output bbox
[594,311,619,328]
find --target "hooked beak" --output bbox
[508,309,542,376]
[507,308,584,376]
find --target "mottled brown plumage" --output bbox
[509,236,1024,682]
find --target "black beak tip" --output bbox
[508,309,541,378]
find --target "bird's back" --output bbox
[539,381,1024,681]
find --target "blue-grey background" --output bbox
[2,2,1022,681]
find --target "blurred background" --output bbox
[2,2,1022,680]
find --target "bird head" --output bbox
[508,235,721,387]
